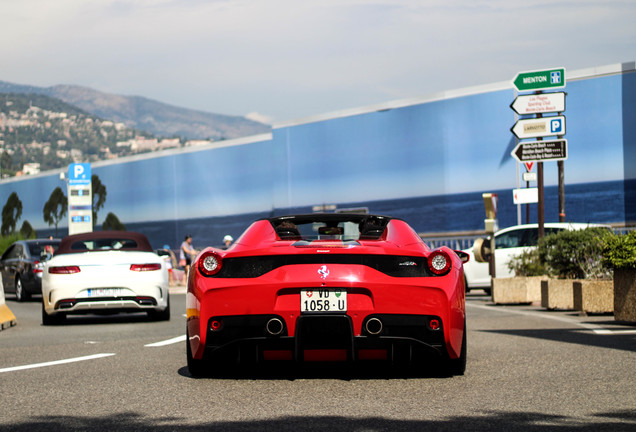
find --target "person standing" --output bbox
[180,235,197,275]
[223,235,233,249]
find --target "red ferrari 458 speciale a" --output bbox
[186,213,467,377]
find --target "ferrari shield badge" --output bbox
[318,265,329,280]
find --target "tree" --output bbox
[102,212,126,231]
[92,174,107,228]
[43,187,68,237]
[19,221,35,239]
[1,192,23,236]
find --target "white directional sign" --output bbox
[511,92,565,115]
[511,116,566,139]
[513,188,538,205]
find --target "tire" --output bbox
[148,295,171,321]
[41,301,65,325]
[186,327,207,378]
[446,320,467,376]
[15,277,31,302]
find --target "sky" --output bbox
[2,0,635,124]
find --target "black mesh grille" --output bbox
[209,254,435,278]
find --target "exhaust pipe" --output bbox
[266,318,284,336]
[365,317,383,335]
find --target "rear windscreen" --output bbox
[70,238,140,251]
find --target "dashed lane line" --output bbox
[144,335,186,347]
[0,353,116,373]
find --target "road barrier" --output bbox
[0,278,17,330]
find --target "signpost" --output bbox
[511,116,566,140]
[67,163,93,235]
[510,67,567,235]
[511,139,568,163]
[510,92,565,115]
[512,68,566,92]
[513,188,538,205]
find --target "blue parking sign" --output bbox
[69,163,91,185]
[550,118,563,134]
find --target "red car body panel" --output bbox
[186,215,466,373]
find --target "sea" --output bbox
[37,179,634,251]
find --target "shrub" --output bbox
[508,227,613,279]
[538,227,614,279]
[508,247,547,276]
[602,230,636,270]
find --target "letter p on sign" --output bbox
[74,164,84,179]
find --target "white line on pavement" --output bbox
[145,335,186,347]
[467,302,635,335]
[0,353,116,373]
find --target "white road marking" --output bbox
[0,353,115,373]
[145,335,186,347]
[467,302,636,335]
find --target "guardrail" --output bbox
[419,230,485,251]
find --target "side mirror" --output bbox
[472,237,492,263]
[454,250,470,264]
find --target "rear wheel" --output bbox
[446,320,467,376]
[15,277,30,302]
[41,301,65,325]
[186,328,207,378]
[148,295,171,321]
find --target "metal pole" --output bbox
[538,161,545,239]
[526,179,530,223]
[558,160,565,222]
[516,162,521,225]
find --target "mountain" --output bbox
[0,80,270,140]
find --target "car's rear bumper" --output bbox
[47,296,166,315]
[43,284,169,315]
[199,313,447,364]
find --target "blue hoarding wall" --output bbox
[1,64,634,249]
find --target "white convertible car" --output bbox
[41,231,170,325]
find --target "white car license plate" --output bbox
[87,288,121,297]
[300,289,347,313]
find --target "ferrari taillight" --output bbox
[198,251,222,276]
[427,251,451,275]
[130,263,162,272]
[48,266,81,274]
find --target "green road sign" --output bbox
[512,68,566,92]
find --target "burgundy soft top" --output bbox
[56,230,153,255]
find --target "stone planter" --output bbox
[541,279,578,310]
[492,276,545,304]
[573,280,614,314]
[613,268,636,323]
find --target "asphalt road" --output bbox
[1,289,634,432]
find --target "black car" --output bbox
[0,239,61,301]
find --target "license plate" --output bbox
[301,289,347,313]
[87,288,121,297]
